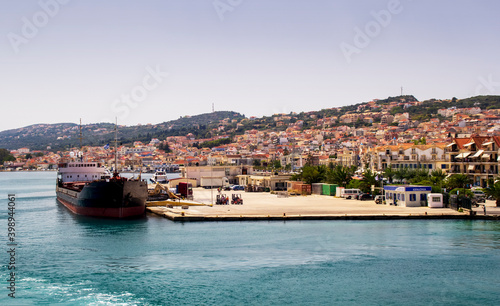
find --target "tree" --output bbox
[409,168,430,184]
[0,148,15,163]
[430,169,446,190]
[412,137,426,145]
[301,165,327,185]
[484,181,500,207]
[158,142,171,153]
[393,168,409,183]
[445,174,471,191]
[383,167,395,184]
[347,178,363,190]
[327,165,355,187]
[360,169,377,193]
[272,160,282,170]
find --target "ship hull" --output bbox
[56,180,148,218]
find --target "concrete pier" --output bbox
[146,188,500,222]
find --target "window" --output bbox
[410,194,416,201]
[432,197,440,202]
[402,194,405,201]
[420,194,426,201]
[428,164,433,169]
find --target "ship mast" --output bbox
[114,118,118,176]
[78,118,83,162]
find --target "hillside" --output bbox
[0,111,244,151]
[2,95,500,151]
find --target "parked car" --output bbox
[374,195,385,204]
[358,193,373,201]
[232,185,245,191]
[471,190,486,203]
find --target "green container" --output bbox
[322,184,338,196]
[322,184,330,195]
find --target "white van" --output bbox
[341,188,362,199]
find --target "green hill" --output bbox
[0,111,244,151]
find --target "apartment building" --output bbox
[369,144,447,172]
[445,136,500,187]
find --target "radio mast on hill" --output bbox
[212,103,214,113]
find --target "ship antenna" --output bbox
[79,118,84,162]
[114,117,118,177]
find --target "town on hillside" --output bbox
[2,96,500,200]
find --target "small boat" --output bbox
[150,171,169,184]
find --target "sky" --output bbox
[1,0,500,132]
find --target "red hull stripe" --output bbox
[57,197,145,218]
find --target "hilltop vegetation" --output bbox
[0,112,244,151]
[1,95,500,151]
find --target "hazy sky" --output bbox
[1,0,500,132]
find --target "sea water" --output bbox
[0,172,499,305]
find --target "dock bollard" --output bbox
[181,212,185,216]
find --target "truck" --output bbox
[176,182,193,200]
[200,176,230,189]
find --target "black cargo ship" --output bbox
[56,161,148,218]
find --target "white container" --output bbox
[336,187,345,198]
[427,193,443,208]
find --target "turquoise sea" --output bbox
[1,171,499,305]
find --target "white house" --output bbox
[384,185,432,207]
